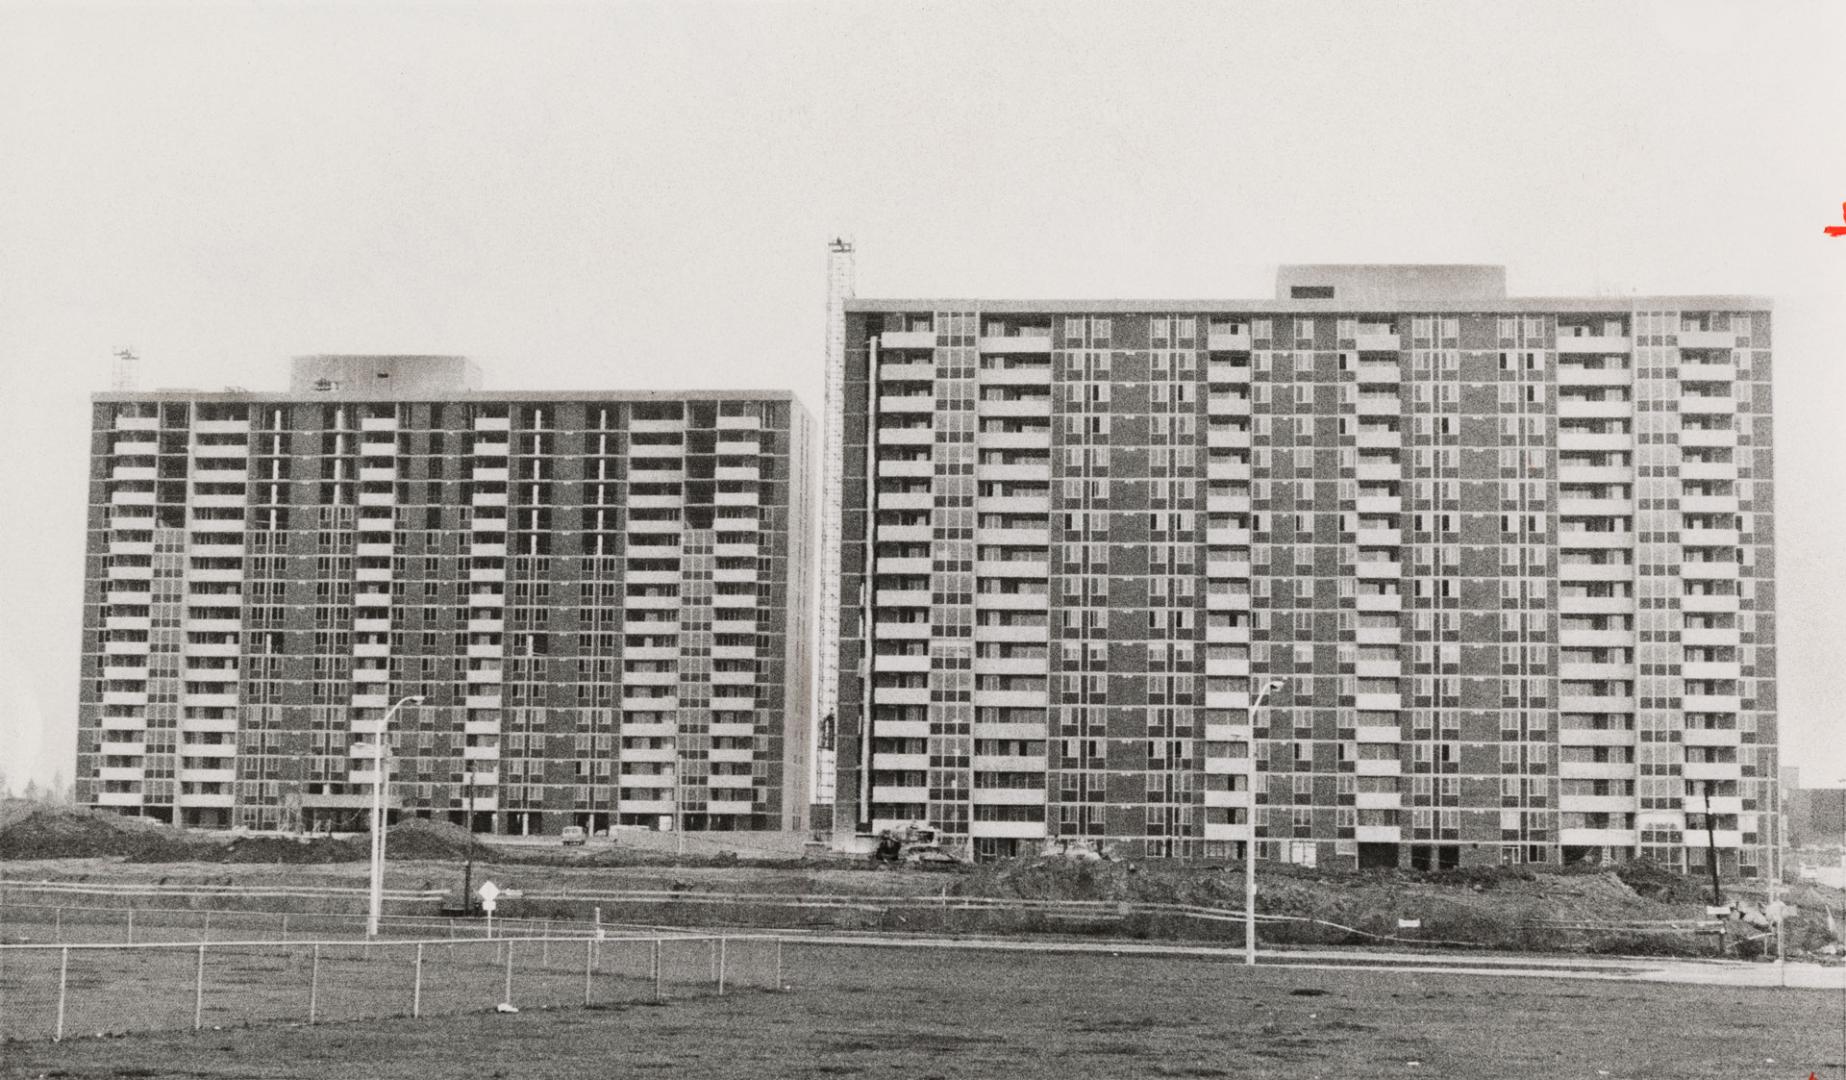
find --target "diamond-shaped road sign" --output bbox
[478,880,500,912]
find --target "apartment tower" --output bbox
[828,265,1776,874]
[77,356,813,835]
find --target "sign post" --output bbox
[479,880,500,939]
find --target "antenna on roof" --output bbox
[110,347,139,392]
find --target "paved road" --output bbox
[743,928,1846,989]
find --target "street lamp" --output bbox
[367,694,425,937]
[1245,678,1286,967]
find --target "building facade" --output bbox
[77,357,813,835]
[830,265,1777,875]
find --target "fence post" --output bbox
[54,906,61,940]
[775,938,783,991]
[709,938,718,985]
[194,945,206,1030]
[55,946,69,1042]
[281,913,289,941]
[126,906,134,944]
[584,939,593,1006]
[309,944,320,1024]
[202,910,212,942]
[414,943,424,1018]
[542,933,550,969]
[503,940,514,1007]
[652,938,662,1002]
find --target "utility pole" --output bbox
[1701,779,1723,907]
[1245,679,1286,967]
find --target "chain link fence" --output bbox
[0,930,785,1043]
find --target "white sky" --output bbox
[1,0,1842,792]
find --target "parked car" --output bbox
[560,825,587,846]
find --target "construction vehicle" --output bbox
[871,821,961,867]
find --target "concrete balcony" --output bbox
[881,329,937,350]
[1559,828,1637,847]
[1355,725,1401,743]
[1677,361,1734,382]
[872,786,930,804]
[1559,727,1634,747]
[1680,593,1740,615]
[1207,328,1252,351]
[1205,756,1252,776]
[1558,795,1633,814]
[1557,694,1634,713]
[1682,726,1741,748]
[1203,822,1253,842]
[980,365,1053,389]
[1676,329,1736,349]
[1680,494,1738,515]
[1558,465,1633,485]
[1682,795,1743,816]
[1556,365,1631,387]
[1355,825,1402,843]
[1678,427,1737,448]
[975,495,1051,515]
[1556,432,1631,452]
[971,788,1046,806]
[976,398,1053,418]
[1558,762,1635,781]
[980,464,1052,483]
[1356,496,1402,515]
[1678,395,1735,415]
[1203,789,1251,809]
[873,687,930,707]
[973,591,1049,611]
[969,820,1047,840]
[1355,792,1402,810]
[878,426,935,447]
[1356,593,1402,612]
[972,689,1050,708]
[1556,335,1631,354]
[1205,426,1251,449]
[978,333,1053,355]
[879,395,937,414]
[1355,759,1402,777]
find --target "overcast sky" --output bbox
[2,1,1841,794]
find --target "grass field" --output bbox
[4,944,1838,1079]
[0,934,780,1043]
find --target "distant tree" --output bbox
[21,778,43,802]
[49,771,70,804]
[0,765,10,799]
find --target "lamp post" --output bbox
[1245,678,1286,967]
[367,694,425,938]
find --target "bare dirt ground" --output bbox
[3,944,1837,1080]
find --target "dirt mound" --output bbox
[214,834,366,864]
[384,818,485,861]
[0,807,201,861]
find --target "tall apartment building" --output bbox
[829,265,1776,875]
[77,356,813,836]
